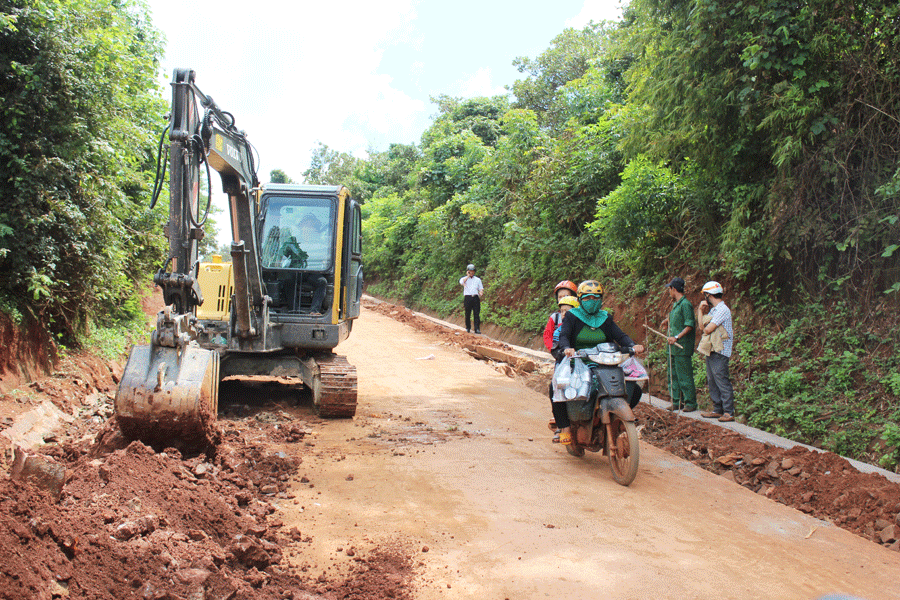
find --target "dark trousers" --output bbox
[706,352,735,415]
[464,295,481,332]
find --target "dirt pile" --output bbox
[637,404,900,548]
[0,366,418,599]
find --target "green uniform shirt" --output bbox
[668,296,695,356]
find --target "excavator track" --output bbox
[310,353,358,418]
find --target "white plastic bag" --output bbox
[552,358,592,402]
[620,356,649,381]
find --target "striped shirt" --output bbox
[708,301,734,357]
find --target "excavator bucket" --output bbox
[114,343,220,446]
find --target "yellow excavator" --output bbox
[115,69,363,445]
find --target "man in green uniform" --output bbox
[660,277,697,412]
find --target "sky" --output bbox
[144,0,626,245]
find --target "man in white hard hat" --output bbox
[698,281,735,422]
[459,264,484,334]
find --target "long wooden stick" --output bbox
[645,324,684,349]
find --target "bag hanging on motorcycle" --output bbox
[552,358,592,402]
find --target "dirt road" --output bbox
[274,306,900,599]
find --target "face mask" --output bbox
[580,298,603,315]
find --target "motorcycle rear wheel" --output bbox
[607,417,639,486]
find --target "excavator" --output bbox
[115,69,363,445]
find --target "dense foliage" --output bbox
[308,5,900,468]
[0,0,897,467]
[0,0,167,341]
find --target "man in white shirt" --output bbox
[459,264,484,334]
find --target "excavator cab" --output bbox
[259,191,340,315]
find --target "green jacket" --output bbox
[668,296,696,356]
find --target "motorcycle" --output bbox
[549,343,640,486]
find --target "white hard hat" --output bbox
[466,264,475,271]
[702,281,724,295]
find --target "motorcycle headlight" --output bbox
[588,352,626,365]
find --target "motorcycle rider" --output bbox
[556,280,645,445]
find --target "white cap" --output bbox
[702,281,724,295]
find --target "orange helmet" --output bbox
[553,280,578,297]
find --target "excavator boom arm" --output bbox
[165,68,264,337]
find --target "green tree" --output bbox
[511,22,624,130]
[269,168,295,184]
[0,0,167,340]
[621,0,900,300]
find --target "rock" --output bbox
[720,470,736,482]
[113,515,158,540]
[517,359,537,373]
[230,534,281,569]
[875,517,892,530]
[10,447,66,501]
[781,458,794,470]
[98,463,113,484]
[879,524,897,544]
[714,452,741,467]
[175,568,211,587]
[260,484,278,495]
[765,461,780,479]
[188,529,207,541]
[889,540,900,552]
[193,463,212,478]
[30,518,51,536]
[50,579,69,598]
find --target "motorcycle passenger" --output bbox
[544,287,579,443]
[555,280,645,445]
[543,280,579,358]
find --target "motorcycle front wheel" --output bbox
[607,416,639,486]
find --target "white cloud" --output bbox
[565,0,627,28]
[150,0,424,181]
[451,68,508,99]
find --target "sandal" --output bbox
[558,431,572,445]
[552,429,561,443]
